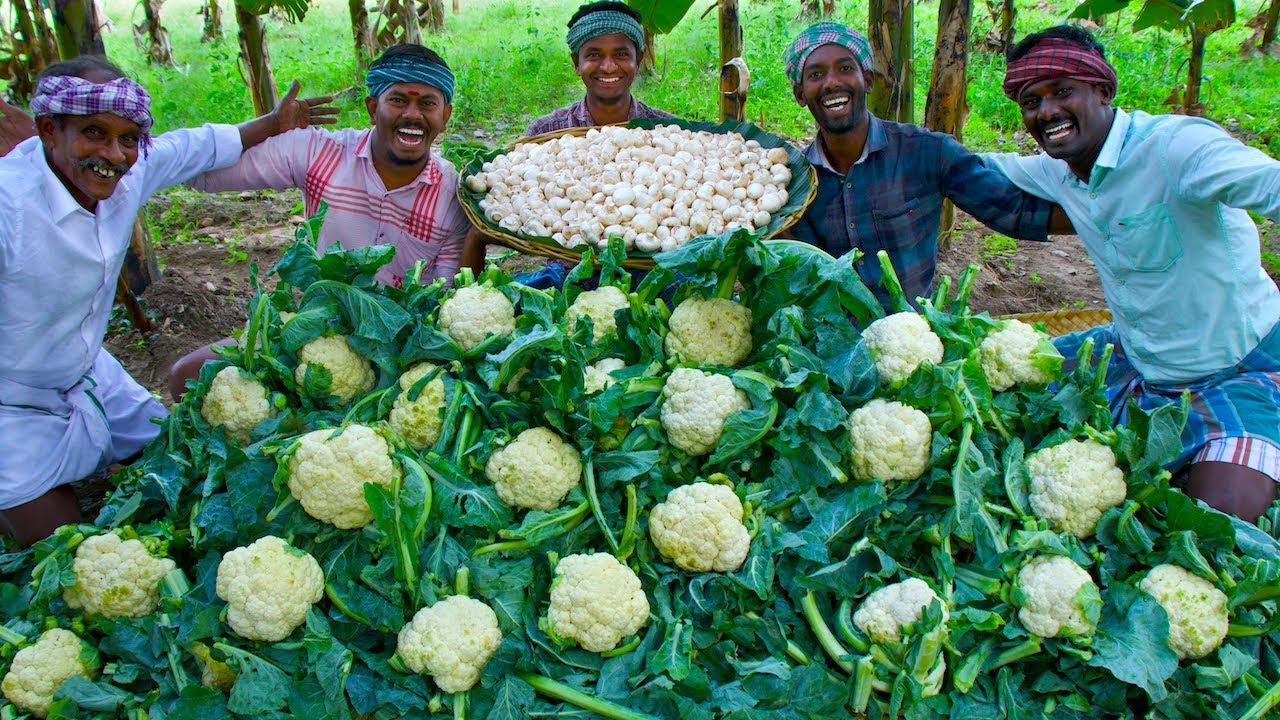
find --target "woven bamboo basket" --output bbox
[1002,308,1112,337]
[458,117,819,270]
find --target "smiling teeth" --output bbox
[1045,122,1072,137]
[599,77,620,83]
[400,128,424,136]
[822,97,849,108]
[92,168,116,178]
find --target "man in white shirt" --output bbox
[985,25,1280,520]
[0,56,332,545]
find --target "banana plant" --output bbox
[233,0,309,115]
[1070,0,1235,114]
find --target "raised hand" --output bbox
[272,80,339,134]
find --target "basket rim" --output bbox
[458,118,819,269]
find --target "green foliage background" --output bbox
[90,0,1280,153]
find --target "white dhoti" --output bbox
[0,349,165,509]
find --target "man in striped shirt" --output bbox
[170,44,469,400]
[188,44,469,288]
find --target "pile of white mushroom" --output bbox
[465,124,794,253]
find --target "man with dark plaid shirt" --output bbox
[785,22,1067,310]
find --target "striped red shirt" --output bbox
[190,127,469,287]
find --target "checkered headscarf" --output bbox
[367,54,456,104]
[1002,37,1117,101]
[30,75,154,148]
[785,22,874,85]
[567,10,645,55]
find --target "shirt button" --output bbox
[1090,192,1097,199]
[848,222,856,229]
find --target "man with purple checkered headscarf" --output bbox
[784,21,1071,313]
[0,56,334,546]
[985,25,1280,522]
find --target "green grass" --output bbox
[81,0,1278,152]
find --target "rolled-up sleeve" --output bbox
[187,128,316,194]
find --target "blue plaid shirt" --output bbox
[789,116,1053,309]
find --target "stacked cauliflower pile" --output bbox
[467,124,794,253]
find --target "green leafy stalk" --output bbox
[516,672,659,720]
[852,655,877,713]
[1239,674,1280,720]
[617,485,639,561]
[876,250,914,313]
[0,624,26,649]
[989,636,1042,670]
[801,592,855,674]
[583,458,621,554]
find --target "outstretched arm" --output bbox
[236,80,338,151]
[0,96,35,156]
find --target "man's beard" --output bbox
[814,88,867,135]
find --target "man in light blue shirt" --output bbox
[985,25,1280,521]
[0,56,333,545]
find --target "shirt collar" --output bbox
[803,114,882,174]
[1093,107,1129,171]
[575,95,640,125]
[357,128,441,188]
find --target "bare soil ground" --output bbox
[106,188,1111,400]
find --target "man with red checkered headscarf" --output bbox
[985,25,1280,523]
[0,56,332,546]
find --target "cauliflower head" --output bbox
[201,366,276,443]
[1014,555,1100,639]
[397,595,504,693]
[660,368,750,456]
[546,553,650,653]
[665,297,753,367]
[63,532,177,618]
[848,399,932,483]
[1140,564,1229,660]
[862,312,944,385]
[389,363,447,450]
[567,286,629,341]
[1,629,98,719]
[584,357,627,395]
[649,482,751,572]
[215,535,325,643]
[1026,439,1126,539]
[484,427,582,510]
[287,424,399,528]
[979,319,1062,392]
[294,335,375,403]
[439,284,516,351]
[853,578,946,644]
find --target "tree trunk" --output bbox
[452,0,459,11]
[139,0,175,65]
[235,4,278,116]
[1182,28,1206,115]
[718,0,745,121]
[349,0,372,68]
[868,0,914,123]
[399,0,421,45]
[924,0,971,249]
[201,0,223,42]
[419,0,444,32]
[52,0,106,58]
[31,0,61,61]
[800,0,837,15]
[998,0,1014,49]
[8,0,46,101]
[640,25,656,75]
[1263,0,1279,49]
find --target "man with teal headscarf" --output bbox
[525,0,674,136]
[171,44,472,400]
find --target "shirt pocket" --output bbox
[871,197,934,249]
[1112,203,1183,273]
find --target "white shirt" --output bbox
[985,109,1280,384]
[0,124,242,390]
